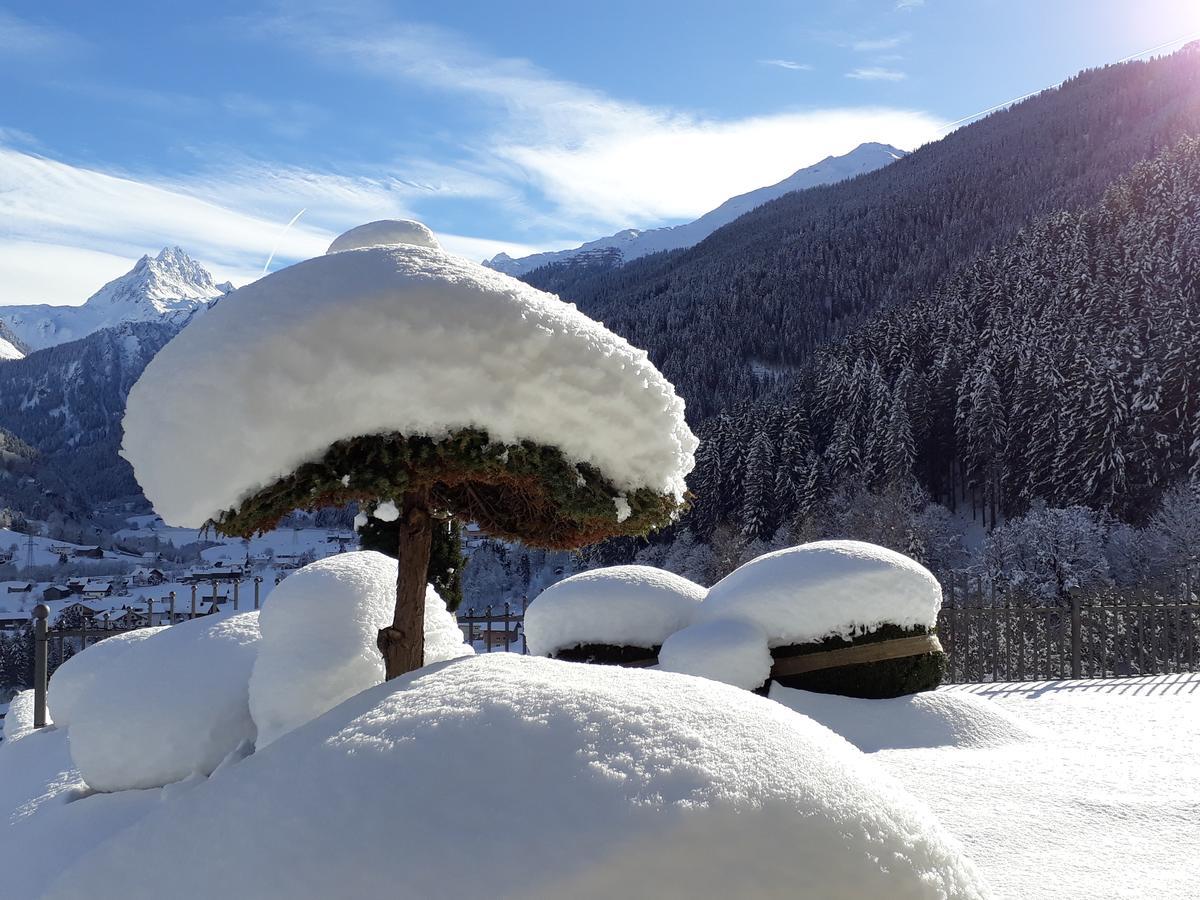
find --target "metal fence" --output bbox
[458,602,528,653]
[938,570,1200,683]
[16,573,1200,730]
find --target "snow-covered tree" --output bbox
[122,221,696,679]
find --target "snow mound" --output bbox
[771,685,1035,753]
[49,626,167,728]
[249,551,472,748]
[43,655,986,900]
[701,540,942,647]
[65,613,260,792]
[326,219,441,253]
[524,565,705,657]
[122,223,696,527]
[2,689,45,743]
[658,618,772,690]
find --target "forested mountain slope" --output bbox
[0,321,179,516]
[689,137,1200,541]
[528,43,1200,420]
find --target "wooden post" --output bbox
[146,596,154,628]
[212,579,219,614]
[1070,591,1082,680]
[33,604,49,728]
[233,579,240,611]
[190,584,197,619]
[169,591,176,625]
[254,576,262,610]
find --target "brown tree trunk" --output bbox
[377,487,432,680]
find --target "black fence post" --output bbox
[33,604,49,728]
[1070,591,1082,680]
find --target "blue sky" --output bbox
[1,0,1198,305]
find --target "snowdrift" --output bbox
[524,565,705,659]
[249,551,472,748]
[770,685,1035,752]
[41,654,985,900]
[658,618,773,690]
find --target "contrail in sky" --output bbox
[261,208,308,277]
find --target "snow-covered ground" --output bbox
[882,675,1200,899]
[3,663,1195,897]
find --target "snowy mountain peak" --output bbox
[485,142,907,277]
[0,248,230,354]
[85,246,222,316]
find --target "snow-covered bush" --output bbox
[658,618,773,690]
[62,612,260,792]
[122,220,696,678]
[40,655,987,900]
[701,540,946,698]
[524,565,705,662]
[49,626,166,728]
[249,551,472,748]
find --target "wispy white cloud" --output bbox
[846,67,908,82]
[852,34,910,52]
[0,145,548,305]
[759,59,813,71]
[895,0,926,11]
[249,11,940,229]
[0,10,84,58]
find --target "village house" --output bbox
[82,580,113,600]
[130,566,166,586]
[42,584,74,602]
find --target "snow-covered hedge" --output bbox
[249,551,472,748]
[700,540,942,645]
[699,541,946,698]
[49,626,167,728]
[63,613,261,792]
[40,655,987,900]
[524,565,705,659]
[121,221,696,529]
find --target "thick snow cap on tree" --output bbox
[42,655,986,900]
[657,618,773,690]
[249,551,473,748]
[120,220,696,528]
[700,540,942,647]
[61,613,260,792]
[524,565,706,656]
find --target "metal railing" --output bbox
[938,568,1200,682]
[458,602,528,653]
[19,574,1200,729]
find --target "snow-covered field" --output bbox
[879,676,1200,899]
[3,658,1196,897]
